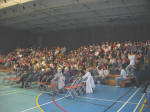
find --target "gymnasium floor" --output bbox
[0,72,149,112]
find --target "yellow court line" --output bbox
[36,91,46,112]
[139,99,146,112]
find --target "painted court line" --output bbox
[36,92,45,112]
[20,95,68,112]
[133,93,145,112]
[117,88,140,112]
[78,96,138,105]
[0,86,10,90]
[0,90,17,94]
[0,91,19,96]
[139,99,146,112]
[0,90,27,97]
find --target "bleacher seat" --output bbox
[106,74,130,87]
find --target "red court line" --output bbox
[52,95,67,112]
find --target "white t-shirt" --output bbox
[121,69,127,79]
[82,72,91,79]
[98,69,104,77]
[128,55,136,65]
[104,70,110,76]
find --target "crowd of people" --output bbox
[0,40,150,92]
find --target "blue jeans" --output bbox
[126,65,134,78]
[116,77,126,86]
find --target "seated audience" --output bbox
[1,40,149,90]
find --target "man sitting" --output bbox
[16,70,29,88]
[115,65,127,87]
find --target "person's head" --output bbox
[64,67,69,72]
[135,58,139,64]
[120,64,126,70]
[24,70,27,74]
[130,51,134,55]
[57,67,62,73]
[46,67,50,72]
[85,68,89,73]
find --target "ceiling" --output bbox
[0,0,150,33]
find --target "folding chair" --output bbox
[41,75,56,95]
[65,79,81,98]
[47,81,57,96]
[39,75,54,91]
[38,74,47,90]
[76,77,88,95]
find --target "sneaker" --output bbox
[115,86,120,88]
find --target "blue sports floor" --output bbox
[0,72,149,112]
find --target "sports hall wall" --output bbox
[0,23,150,53]
[0,26,38,54]
[40,23,150,51]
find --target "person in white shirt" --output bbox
[103,66,110,84]
[126,51,136,78]
[97,66,110,84]
[52,67,65,92]
[97,67,104,78]
[128,52,136,66]
[82,68,95,94]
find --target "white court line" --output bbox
[20,96,68,112]
[0,91,19,96]
[0,86,10,90]
[133,93,145,112]
[78,96,138,105]
[0,90,27,97]
[0,90,17,94]
[117,88,140,112]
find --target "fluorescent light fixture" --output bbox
[0,0,34,9]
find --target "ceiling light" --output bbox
[0,0,34,9]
